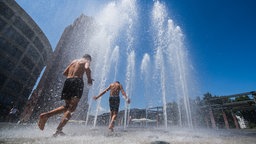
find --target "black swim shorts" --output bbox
[61,78,84,100]
[109,96,120,112]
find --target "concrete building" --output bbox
[0,0,52,121]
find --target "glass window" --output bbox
[33,37,43,52]
[13,16,34,39]
[0,17,6,31]
[21,56,34,70]
[0,37,8,50]
[38,59,44,68]
[0,55,15,72]
[14,65,30,82]
[42,51,47,63]
[0,37,22,61]
[7,45,22,59]
[0,2,14,19]
[6,79,23,93]
[0,73,7,88]
[2,26,29,48]
[27,45,39,62]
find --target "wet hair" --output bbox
[83,54,91,61]
[115,81,120,84]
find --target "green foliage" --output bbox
[234,95,250,101]
[248,122,256,129]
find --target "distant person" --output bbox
[9,106,19,122]
[38,54,93,137]
[93,81,130,132]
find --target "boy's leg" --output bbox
[54,97,79,134]
[109,111,117,131]
[38,106,67,130]
[55,110,72,132]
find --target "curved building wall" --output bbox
[0,0,53,121]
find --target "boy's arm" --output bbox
[84,61,93,85]
[120,84,130,104]
[93,85,111,100]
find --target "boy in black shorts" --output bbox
[38,54,93,136]
[93,81,130,132]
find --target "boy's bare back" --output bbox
[64,58,90,79]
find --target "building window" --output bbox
[33,37,43,52]
[42,51,47,63]
[0,2,14,19]
[21,56,34,70]
[14,65,30,82]
[0,55,15,72]
[0,17,7,31]
[37,59,44,69]
[6,79,23,93]
[2,42,22,59]
[27,45,40,62]
[2,26,29,48]
[13,16,34,39]
[0,73,7,88]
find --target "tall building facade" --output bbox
[22,14,96,122]
[0,0,52,121]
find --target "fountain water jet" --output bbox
[151,1,169,129]
[166,20,193,128]
[140,53,152,126]
[150,1,193,128]
[110,46,120,81]
[3,1,256,143]
[124,51,136,128]
[82,0,138,127]
[70,0,193,129]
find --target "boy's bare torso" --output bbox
[65,59,87,78]
[110,83,122,96]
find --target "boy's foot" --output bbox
[53,131,66,137]
[108,124,114,132]
[109,128,114,132]
[38,113,48,130]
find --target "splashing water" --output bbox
[151,1,169,129]
[81,0,193,129]
[4,1,256,144]
[1,123,256,144]
[84,0,138,127]
[150,1,193,128]
[124,51,136,128]
[166,19,193,127]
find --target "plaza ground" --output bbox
[0,122,256,144]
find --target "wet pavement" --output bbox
[0,122,256,144]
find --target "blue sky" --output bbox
[16,0,256,102]
[166,0,256,96]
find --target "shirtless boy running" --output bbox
[93,81,130,132]
[38,54,93,137]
